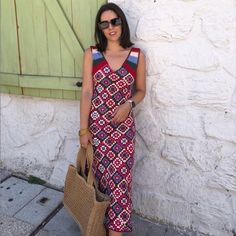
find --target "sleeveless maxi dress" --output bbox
[89,46,140,232]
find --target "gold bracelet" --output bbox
[79,128,89,136]
[79,132,90,137]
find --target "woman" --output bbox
[79,3,146,236]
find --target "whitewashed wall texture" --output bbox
[1,0,236,235]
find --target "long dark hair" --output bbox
[95,3,134,52]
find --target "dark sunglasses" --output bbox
[98,17,122,30]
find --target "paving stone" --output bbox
[165,227,188,236]
[35,229,60,236]
[165,230,180,236]
[165,226,203,236]
[14,187,63,226]
[124,213,167,236]
[188,231,204,236]
[0,212,35,236]
[37,207,81,236]
[0,176,204,236]
[0,176,45,216]
[0,168,11,182]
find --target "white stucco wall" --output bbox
[1,0,236,235]
[1,95,80,184]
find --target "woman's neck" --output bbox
[106,41,123,52]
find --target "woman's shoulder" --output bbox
[83,47,94,62]
[84,46,97,56]
[131,46,144,54]
[131,46,140,51]
[85,46,94,53]
[85,46,100,55]
[130,47,145,58]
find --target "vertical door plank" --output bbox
[74,58,80,78]
[32,0,49,75]
[97,0,106,7]
[60,36,75,77]
[71,0,82,77]
[51,89,63,99]
[16,0,37,74]
[72,0,90,77]
[39,89,51,98]
[9,86,21,94]
[63,90,76,100]
[0,86,10,93]
[58,0,75,77]
[23,88,40,96]
[90,0,98,41]
[75,90,81,100]
[45,8,62,76]
[60,0,79,78]
[0,0,20,73]
[44,0,84,76]
[72,0,92,49]
[59,0,73,24]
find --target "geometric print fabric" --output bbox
[89,46,140,232]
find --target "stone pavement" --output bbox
[0,169,203,236]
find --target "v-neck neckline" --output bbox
[101,48,132,73]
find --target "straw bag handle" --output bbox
[76,143,98,187]
[76,143,93,174]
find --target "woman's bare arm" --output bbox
[79,48,93,146]
[130,51,146,105]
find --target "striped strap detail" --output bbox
[90,46,103,64]
[126,47,140,72]
[127,48,140,65]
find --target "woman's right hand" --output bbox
[79,132,92,149]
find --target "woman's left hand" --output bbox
[111,102,131,124]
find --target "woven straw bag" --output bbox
[63,143,110,236]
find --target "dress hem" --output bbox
[105,224,133,233]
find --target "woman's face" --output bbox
[100,10,122,42]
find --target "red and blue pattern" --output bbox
[89,46,140,232]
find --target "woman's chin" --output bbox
[107,36,120,42]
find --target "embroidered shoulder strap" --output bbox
[126,47,140,70]
[90,46,108,75]
[90,46,103,65]
[123,47,140,77]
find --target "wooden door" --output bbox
[0,0,106,100]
